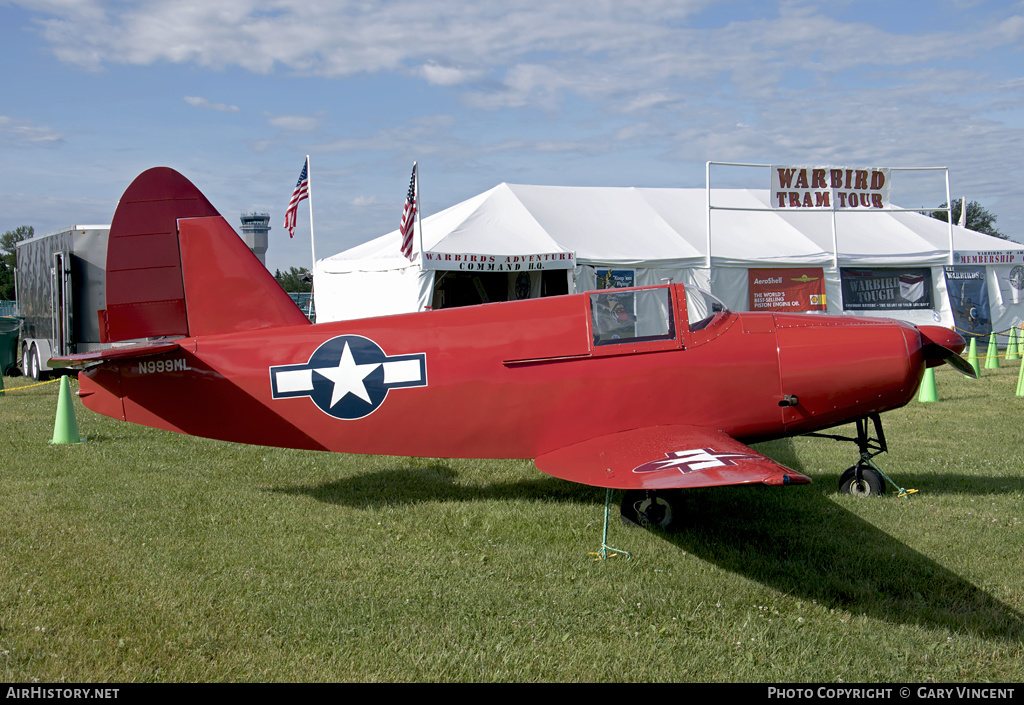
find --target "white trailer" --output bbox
[15,225,111,380]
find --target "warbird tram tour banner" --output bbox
[771,165,891,210]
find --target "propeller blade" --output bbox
[923,342,978,379]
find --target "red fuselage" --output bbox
[79,284,933,461]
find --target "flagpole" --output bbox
[414,162,423,262]
[306,155,316,270]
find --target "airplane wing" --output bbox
[49,341,183,370]
[534,425,812,490]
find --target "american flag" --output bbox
[399,164,417,260]
[284,158,309,238]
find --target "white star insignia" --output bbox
[313,342,381,408]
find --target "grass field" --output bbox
[1,363,1022,683]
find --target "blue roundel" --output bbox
[269,335,427,420]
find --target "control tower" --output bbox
[240,211,270,266]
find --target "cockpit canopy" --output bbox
[588,284,730,348]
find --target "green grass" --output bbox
[1,365,1022,682]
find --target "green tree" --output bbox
[1,225,34,300]
[274,266,312,293]
[929,200,1007,240]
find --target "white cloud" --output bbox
[419,63,486,87]
[19,1,1024,116]
[9,1,1024,241]
[0,116,65,147]
[184,96,241,112]
[264,112,322,132]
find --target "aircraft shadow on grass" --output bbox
[274,442,1024,642]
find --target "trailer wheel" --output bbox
[25,344,45,382]
[21,344,32,378]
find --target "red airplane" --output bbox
[54,168,975,529]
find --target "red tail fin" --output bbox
[104,167,310,341]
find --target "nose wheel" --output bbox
[839,462,886,496]
[807,414,916,497]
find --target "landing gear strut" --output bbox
[806,414,894,497]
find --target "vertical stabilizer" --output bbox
[178,215,312,336]
[105,168,219,341]
[103,167,310,341]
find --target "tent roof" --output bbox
[318,184,1023,273]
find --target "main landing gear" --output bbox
[620,489,683,529]
[806,413,904,497]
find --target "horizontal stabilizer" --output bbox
[49,341,182,370]
[534,426,812,490]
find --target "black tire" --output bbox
[839,463,886,496]
[28,345,46,382]
[621,490,681,529]
[23,345,35,380]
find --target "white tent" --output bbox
[314,184,1024,335]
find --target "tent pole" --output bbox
[831,204,839,270]
[945,168,954,265]
[705,161,712,269]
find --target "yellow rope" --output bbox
[1,377,65,392]
[954,325,1021,338]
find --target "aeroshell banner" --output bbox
[771,165,891,210]
[748,268,826,312]
[840,268,934,311]
[421,250,576,271]
[943,266,991,338]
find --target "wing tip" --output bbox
[763,472,813,486]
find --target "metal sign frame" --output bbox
[705,162,953,268]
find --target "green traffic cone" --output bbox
[968,337,981,377]
[1003,329,1019,360]
[918,367,937,402]
[50,376,84,444]
[1017,357,1024,398]
[985,332,1000,369]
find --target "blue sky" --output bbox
[2,0,1022,274]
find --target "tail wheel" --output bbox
[839,463,886,496]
